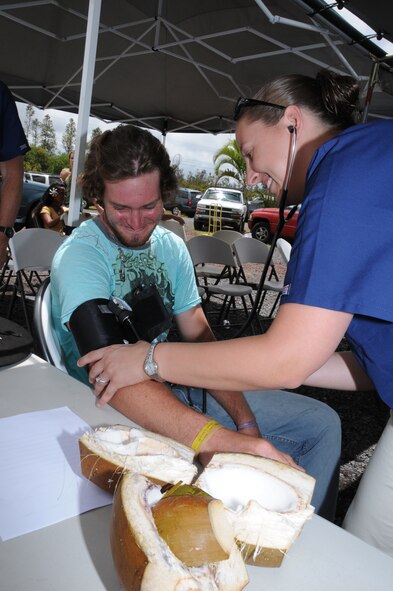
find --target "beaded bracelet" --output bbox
[237,420,258,431]
[191,419,222,454]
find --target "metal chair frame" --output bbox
[33,276,67,371]
[6,229,65,332]
[187,235,253,326]
[233,236,284,319]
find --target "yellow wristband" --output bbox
[191,420,222,454]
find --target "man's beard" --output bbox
[104,214,157,247]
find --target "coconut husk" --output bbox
[111,472,249,591]
[79,425,197,492]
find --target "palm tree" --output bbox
[213,139,246,191]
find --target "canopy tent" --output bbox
[1,0,393,222]
[2,0,393,135]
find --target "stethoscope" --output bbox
[279,125,298,225]
[236,125,298,336]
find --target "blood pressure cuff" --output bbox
[69,289,172,357]
[69,299,127,357]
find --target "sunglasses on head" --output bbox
[233,97,286,121]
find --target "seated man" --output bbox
[50,124,341,521]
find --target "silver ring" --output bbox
[95,375,108,385]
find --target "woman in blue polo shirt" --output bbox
[79,70,393,557]
[0,80,30,266]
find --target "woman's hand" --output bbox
[77,341,150,407]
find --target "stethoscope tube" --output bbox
[236,126,297,337]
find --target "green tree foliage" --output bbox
[24,147,70,174]
[213,138,277,206]
[24,104,35,143]
[89,126,102,144]
[62,118,76,153]
[39,114,57,154]
[23,146,50,172]
[176,168,216,192]
[31,118,41,146]
[213,139,246,190]
[49,153,70,174]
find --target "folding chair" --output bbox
[187,235,252,326]
[27,200,45,228]
[212,229,243,246]
[0,250,13,298]
[33,277,67,371]
[233,236,284,318]
[159,218,187,241]
[7,229,66,332]
[276,237,292,265]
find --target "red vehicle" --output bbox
[247,205,300,243]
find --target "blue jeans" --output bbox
[171,386,341,522]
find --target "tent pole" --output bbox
[361,60,380,123]
[67,0,102,228]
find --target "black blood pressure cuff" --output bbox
[69,299,127,356]
[69,286,172,357]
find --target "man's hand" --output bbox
[198,426,303,471]
[78,344,301,471]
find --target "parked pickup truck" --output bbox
[247,205,300,243]
[194,187,247,232]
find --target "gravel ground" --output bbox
[1,217,389,527]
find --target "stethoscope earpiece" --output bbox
[287,125,296,133]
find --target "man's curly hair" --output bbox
[81,124,177,206]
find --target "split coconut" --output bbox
[79,424,197,492]
[111,472,249,591]
[79,426,316,588]
[195,453,315,567]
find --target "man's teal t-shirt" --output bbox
[50,219,200,384]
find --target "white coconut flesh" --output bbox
[198,465,299,513]
[79,425,197,486]
[88,424,195,462]
[195,453,316,565]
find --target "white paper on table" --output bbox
[0,406,112,541]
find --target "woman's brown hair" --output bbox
[240,70,361,130]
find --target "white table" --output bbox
[1,355,393,591]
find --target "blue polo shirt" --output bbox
[0,81,30,161]
[281,120,393,409]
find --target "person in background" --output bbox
[52,123,341,522]
[59,166,70,184]
[162,206,185,225]
[63,152,104,215]
[60,150,74,206]
[39,183,68,233]
[79,70,393,557]
[0,81,30,267]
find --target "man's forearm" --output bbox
[178,308,257,429]
[104,379,296,469]
[108,380,209,445]
[208,388,256,428]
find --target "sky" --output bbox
[16,102,235,176]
